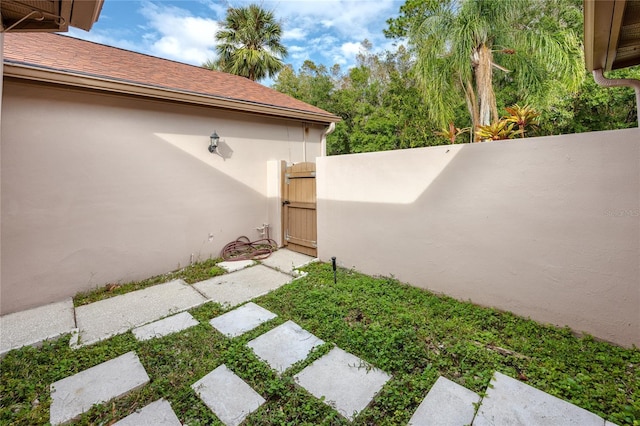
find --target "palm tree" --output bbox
[407,0,583,140]
[212,4,287,81]
[202,58,219,71]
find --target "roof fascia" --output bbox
[3,63,340,124]
[60,0,73,32]
[605,0,627,71]
[69,0,104,31]
[584,0,611,71]
[584,0,628,71]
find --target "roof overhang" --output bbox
[3,62,341,124]
[1,0,104,32]
[584,0,640,71]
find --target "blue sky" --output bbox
[67,0,403,86]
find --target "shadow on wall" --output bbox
[1,81,316,315]
[317,128,640,348]
[0,131,268,315]
[215,141,234,160]
[321,144,463,204]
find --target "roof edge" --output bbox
[3,62,341,124]
[584,0,629,71]
[584,0,597,71]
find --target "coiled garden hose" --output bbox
[221,236,278,261]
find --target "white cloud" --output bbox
[272,0,397,39]
[200,0,228,18]
[139,2,220,65]
[340,41,363,57]
[288,45,308,61]
[283,27,307,41]
[66,28,141,53]
[332,54,348,66]
[269,0,399,70]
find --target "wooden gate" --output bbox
[282,162,317,256]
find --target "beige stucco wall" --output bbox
[0,34,4,298]
[317,129,640,348]
[1,78,325,314]
[0,35,4,304]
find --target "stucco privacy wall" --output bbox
[1,34,4,293]
[317,128,640,348]
[1,79,323,314]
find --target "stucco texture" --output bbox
[1,79,323,313]
[317,129,640,348]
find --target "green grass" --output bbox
[73,258,225,306]
[2,263,638,425]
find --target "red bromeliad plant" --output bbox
[475,104,539,141]
[435,122,470,144]
[504,104,540,138]
[475,120,522,141]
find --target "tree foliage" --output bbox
[273,0,638,155]
[539,67,640,134]
[386,0,584,139]
[276,43,451,154]
[209,4,287,81]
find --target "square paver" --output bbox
[218,260,256,273]
[473,372,606,425]
[192,364,265,426]
[50,351,150,425]
[408,376,480,426]
[247,320,324,373]
[294,347,391,421]
[75,279,207,346]
[113,398,181,425]
[0,298,75,356]
[132,311,200,341]
[260,249,316,274]
[193,265,292,307]
[210,302,277,337]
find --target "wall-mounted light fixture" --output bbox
[209,131,220,153]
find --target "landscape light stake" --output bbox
[331,257,337,284]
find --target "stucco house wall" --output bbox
[317,128,640,348]
[1,78,326,314]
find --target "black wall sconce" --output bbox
[209,131,220,153]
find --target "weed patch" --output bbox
[256,263,640,425]
[73,258,225,306]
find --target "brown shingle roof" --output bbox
[3,32,339,122]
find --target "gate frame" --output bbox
[281,161,317,257]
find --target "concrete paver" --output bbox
[132,311,200,341]
[408,376,480,426]
[75,279,207,346]
[294,347,391,421]
[192,364,265,426]
[193,265,291,307]
[50,351,150,425]
[210,302,277,338]
[218,260,256,273]
[0,299,75,356]
[473,371,606,425]
[261,249,316,274]
[247,320,324,374]
[113,399,181,426]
